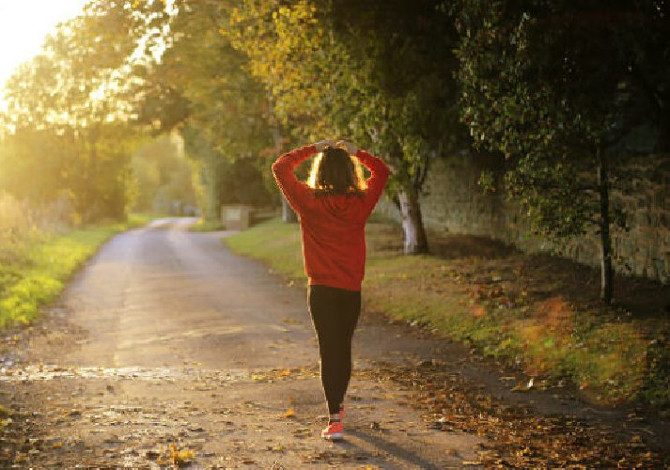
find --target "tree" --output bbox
[1,0,150,222]
[325,0,468,254]
[136,0,274,221]
[228,0,467,253]
[455,0,670,303]
[227,1,331,223]
[0,127,74,208]
[129,133,198,213]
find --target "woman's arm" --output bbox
[337,140,391,215]
[355,148,391,215]
[271,141,331,214]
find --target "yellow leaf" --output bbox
[169,443,196,465]
[283,407,295,418]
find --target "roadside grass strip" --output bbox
[0,213,157,328]
[188,218,226,232]
[224,217,669,407]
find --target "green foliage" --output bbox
[226,0,469,251]
[228,1,331,140]
[0,275,63,326]
[0,191,44,267]
[0,215,152,328]
[149,0,270,153]
[218,158,275,206]
[640,332,670,406]
[0,0,152,223]
[477,169,496,194]
[228,0,466,180]
[0,130,73,208]
[177,125,273,219]
[129,134,197,213]
[137,0,274,220]
[454,0,669,243]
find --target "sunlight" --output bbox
[0,0,88,110]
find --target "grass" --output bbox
[0,213,158,328]
[224,217,670,408]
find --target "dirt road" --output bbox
[0,218,485,468]
[0,218,667,468]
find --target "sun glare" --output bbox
[0,0,89,109]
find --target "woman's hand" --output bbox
[314,140,334,152]
[335,140,358,155]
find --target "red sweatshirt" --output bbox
[272,144,390,291]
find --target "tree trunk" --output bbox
[597,145,613,304]
[203,152,221,222]
[281,195,297,223]
[268,107,297,224]
[204,163,220,222]
[397,186,428,254]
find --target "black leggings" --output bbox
[307,284,361,415]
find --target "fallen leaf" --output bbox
[169,443,195,466]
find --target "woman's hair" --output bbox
[307,146,367,196]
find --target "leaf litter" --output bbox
[1,331,666,468]
[355,361,668,468]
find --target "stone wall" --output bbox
[377,154,670,284]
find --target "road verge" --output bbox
[0,213,156,328]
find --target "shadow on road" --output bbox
[344,428,444,470]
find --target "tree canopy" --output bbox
[226,0,468,252]
[0,0,667,297]
[0,1,149,222]
[455,0,669,301]
[136,0,275,220]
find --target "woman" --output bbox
[271,139,390,440]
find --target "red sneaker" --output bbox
[320,420,344,441]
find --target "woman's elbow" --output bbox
[271,160,283,175]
